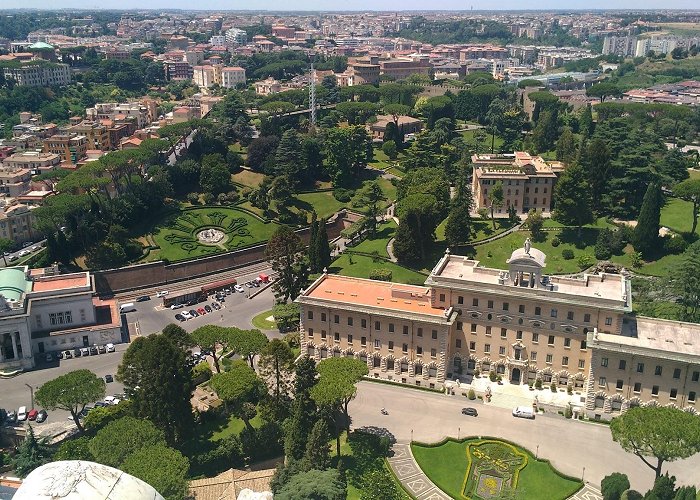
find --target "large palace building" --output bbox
[297,243,700,420]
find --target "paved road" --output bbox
[349,381,700,493]
[0,344,128,424]
[0,239,46,268]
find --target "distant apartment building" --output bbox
[164,60,194,81]
[2,151,61,173]
[192,65,219,88]
[254,78,282,95]
[2,62,71,87]
[224,27,248,46]
[472,152,563,214]
[602,35,636,57]
[209,35,226,46]
[185,50,205,66]
[43,134,88,164]
[272,26,296,39]
[634,35,700,57]
[348,57,381,85]
[0,167,32,197]
[459,45,508,61]
[86,102,152,129]
[380,56,433,81]
[0,201,36,245]
[221,66,246,88]
[67,122,111,151]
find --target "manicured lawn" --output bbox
[349,221,397,257]
[542,217,615,229]
[331,253,428,285]
[474,229,598,274]
[294,191,347,220]
[435,218,515,244]
[412,439,582,500]
[210,413,263,441]
[232,168,265,188]
[150,207,280,262]
[377,177,397,203]
[689,169,700,181]
[459,128,504,152]
[660,197,696,234]
[251,309,276,330]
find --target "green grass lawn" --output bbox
[150,207,280,262]
[412,439,582,500]
[294,191,347,220]
[209,413,263,441]
[331,253,428,285]
[349,221,397,257]
[660,197,696,234]
[377,177,397,203]
[542,217,615,229]
[459,128,504,152]
[251,309,277,330]
[232,168,265,188]
[474,229,598,274]
[435,218,515,244]
[689,169,700,181]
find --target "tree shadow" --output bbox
[559,227,599,248]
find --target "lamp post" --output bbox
[581,466,585,482]
[536,445,539,459]
[25,383,34,409]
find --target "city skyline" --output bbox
[1,1,700,10]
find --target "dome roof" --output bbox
[506,247,547,268]
[28,42,54,50]
[14,460,164,500]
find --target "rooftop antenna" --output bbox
[309,53,317,127]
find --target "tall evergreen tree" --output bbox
[302,419,331,471]
[555,127,577,164]
[275,130,305,190]
[316,219,332,272]
[633,182,662,259]
[444,203,472,249]
[552,162,594,237]
[12,426,52,478]
[581,138,611,214]
[284,397,316,461]
[265,226,309,302]
[579,103,594,137]
[308,211,320,273]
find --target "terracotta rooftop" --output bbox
[32,274,89,292]
[302,274,448,317]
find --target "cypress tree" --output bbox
[308,211,319,273]
[302,419,331,471]
[317,218,331,272]
[633,182,662,259]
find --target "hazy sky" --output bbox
[2,0,699,10]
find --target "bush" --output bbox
[551,237,560,247]
[577,254,593,269]
[333,188,355,202]
[663,235,688,255]
[489,371,497,382]
[192,361,212,382]
[550,382,557,392]
[562,249,574,260]
[630,251,643,268]
[382,140,398,160]
[187,192,200,204]
[369,268,392,281]
[620,490,643,500]
[468,388,476,400]
[202,192,215,205]
[595,228,613,260]
[601,472,630,500]
[564,406,573,419]
[534,379,543,389]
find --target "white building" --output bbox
[0,265,125,371]
[2,63,71,87]
[209,35,226,46]
[221,66,246,88]
[225,28,247,47]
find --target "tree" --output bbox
[53,436,94,461]
[275,130,305,189]
[360,469,403,500]
[122,444,190,500]
[673,485,697,500]
[273,302,300,332]
[601,472,630,500]
[382,140,397,159]
[117,335,194,445]
[12,426,52,478]
[610,406,700,480]
[394,193,440,264]
[668,241,700,322]
[633,183,662,259]
[199,153,232,196]
[89,416,166,468]
[308,211,320,273]
[276,468,346,500]
[190,325,232,373]
[246,135,279,172]
[0,238,13,266]
[229,328,269,368]
[210,360,265,432]
[316,219,331,272]
[162,323,192,351]
[353,181,386,237]
[525,209,544,242]
[260,339,295,410]
[35,369,105,435]
[303,419,331,471]
[265,226,309,302]
[579,104,594,137]
[311,357,368,456]
[673,179,700,234]
[553,163,594,237]
[444,203,472,248]
[587,82,622,103]
[646,474,677,500]
[581,138,611,213]
[556,127,577,164]
[489,180,504,229]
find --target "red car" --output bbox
[27,409,38,421]
[197,307,206,315]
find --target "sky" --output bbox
[2,0,699,10]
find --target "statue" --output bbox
[524,237,531,255]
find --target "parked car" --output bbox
[73,348,82,357]
[212,302,221,310]
[170,303,184,310]
[512,406,535,419]
[44,353,53,362]
[189,309,199,318]
[156,290,169,297]
[175,313,185,322]
[105,343,115,353]
[80,404,95,416]
[27,409,38,421]
[136,296,150,302]
[234,284,245,293]
[17,406,27,421]
[80,347,90,357]
[6,411,17,425]
[197,307,206,315]
[93,402,107,408]
[105,374,113,383]
[36,410,48,423]
[89,346,98,355]
[63,350,73,359]
[251,280,260,287]
[104,396,117,405]
[461,407,478,417]
[245,281,253,288]
[98,345,106,354]
[204,305,212,313]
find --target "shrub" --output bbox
[630,251,643,268]
[601,472,630,500]
[663,235,688,255]
[468,388,476,400]
[595,228,613,260]
[550,382,557,392]
[551,236,560,247]
[333,188,354,202]
[382,140,398,159]
[562,249,574,260]
[489,371,497,382]
[369,268,392,281]
[192,361,212,382]
[202,192,215,205]
[577,254,593,269]
[534,379,543,389]
[564,405,573,419]
[187,192,199,204]
[620,490,643,500]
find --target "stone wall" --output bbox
[94,213,351,295]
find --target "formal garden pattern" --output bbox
[463,440,528,499]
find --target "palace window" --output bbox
[530,351,537,361]
[633,382,641,393]
[519,305,525,314]
[348,334,353,343]
[484,344,491,354]
[516,331,523,340]
[584,313,591,323]
[417,328,423,337]
[417,346,423,355]
[670,388,678,400]
[503,302,509,311]
[562,356,569,366]
[308,311,313,320]
[432,330,438,339]
[458,296,464,305]
[473,298,479,306]
[567,311,574,321]
[374,339,380,348]
[652,385,659,396]
[601,357,608,367]
[361,337,367,346]
[470,341,476,350]
[501,328,507,339]
[578,360,585,369]
[388,341,394,351]
[548,335,555,346]
[375,321,381,331]
[619,360,626,370]
[690,391,697,402]
[693,371,699,382]
[457,322,463,331]
[673,368,681,379]
[403,325,409,335]
[564,338,571,348]
[637,363,644,373]
[321,313,326,321]
[334,315,339,324]
[535,307,541,316]
[334,332,340,342]
[616,379,623,390]
[532,332,539,343]
[389,323,395,333]
[361,319,367,328]
[348,317,353,326]
[431,348,437,358]
[655,365,663,376]
[403,343,408,353]
[321,330,327,339]
[499,346,506,356]
[488,300,494,309]
[598,377,606,387]
[439,293,445,302]
[456,339,462,348]
[546,354,553,363]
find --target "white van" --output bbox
[17,406,28,422]
[512,406,535,419]
[119,302,136,314]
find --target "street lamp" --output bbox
[536,445,539,459]
[25,383,34,409]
